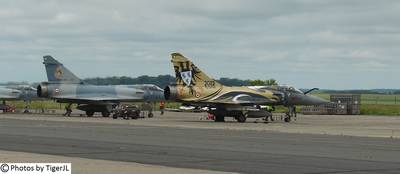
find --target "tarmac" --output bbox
[1,111,400,174]
[0,150,235,174]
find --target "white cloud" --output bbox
[52,13,78,24]
[0,0,400,89]
[0,8,23,18]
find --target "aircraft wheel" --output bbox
[237,114,247,123]
[132,112,140,119]
[112,114,118,119]
[102,111,110,117]
[215,115,225,122]
[86,111,95,117]
[284,116,291,122]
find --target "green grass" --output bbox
[361,104,400,116]
[311,93,400,116]
[6,100,70,110]
[360,94,400,105]
[312,93,400,105]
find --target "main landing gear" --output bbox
[284,106,297,122]
[101,111,111,117]
[85,111,94,117]
[235,113,247,123]
[214,114,247,123]
[214,115,225,122]
[213,112,248,123]
[234,112,248,123]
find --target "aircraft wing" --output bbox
[0,95,18,100]
[0,88,20,100]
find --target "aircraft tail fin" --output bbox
[43,55,82,84]
[171,53,222,88]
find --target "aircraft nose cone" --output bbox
[305,95,329,105]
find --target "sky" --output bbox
[0,0,399,89]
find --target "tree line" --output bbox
[83,75,278,87]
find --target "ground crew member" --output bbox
[64,103,72,117]
[159,101,165,115]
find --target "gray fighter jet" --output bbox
[36,56,164,117]
[0,85,38,112]
[0,87,20,101]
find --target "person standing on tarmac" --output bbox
[159,101,165,115]
[64,104,72,117]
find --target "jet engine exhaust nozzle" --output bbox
[37,84,49,98]
[164,85,178,101]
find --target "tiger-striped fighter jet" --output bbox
[164,53,328,123]
[164,53,280,123]
[37,56,164,117]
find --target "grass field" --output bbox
[313,93,400,105]
[3,93,400,116]
[360,104,400,116]
[311,93,400,116]
[6,100,69,110]
[361,94,400,105]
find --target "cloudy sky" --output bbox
[0,0,399,89]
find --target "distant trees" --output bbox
[217,78,250,86]
[265,79,278,86]
[83,75,279,87]
[248,79,278,86]
[84,75,176,88]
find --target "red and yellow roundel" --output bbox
[195,92,201,98]
[55,67,63,80]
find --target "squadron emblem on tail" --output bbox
[55,67,63,80]
[180,71,193,87]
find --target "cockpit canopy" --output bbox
[124,84,164,92]
[279,85,304,94]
